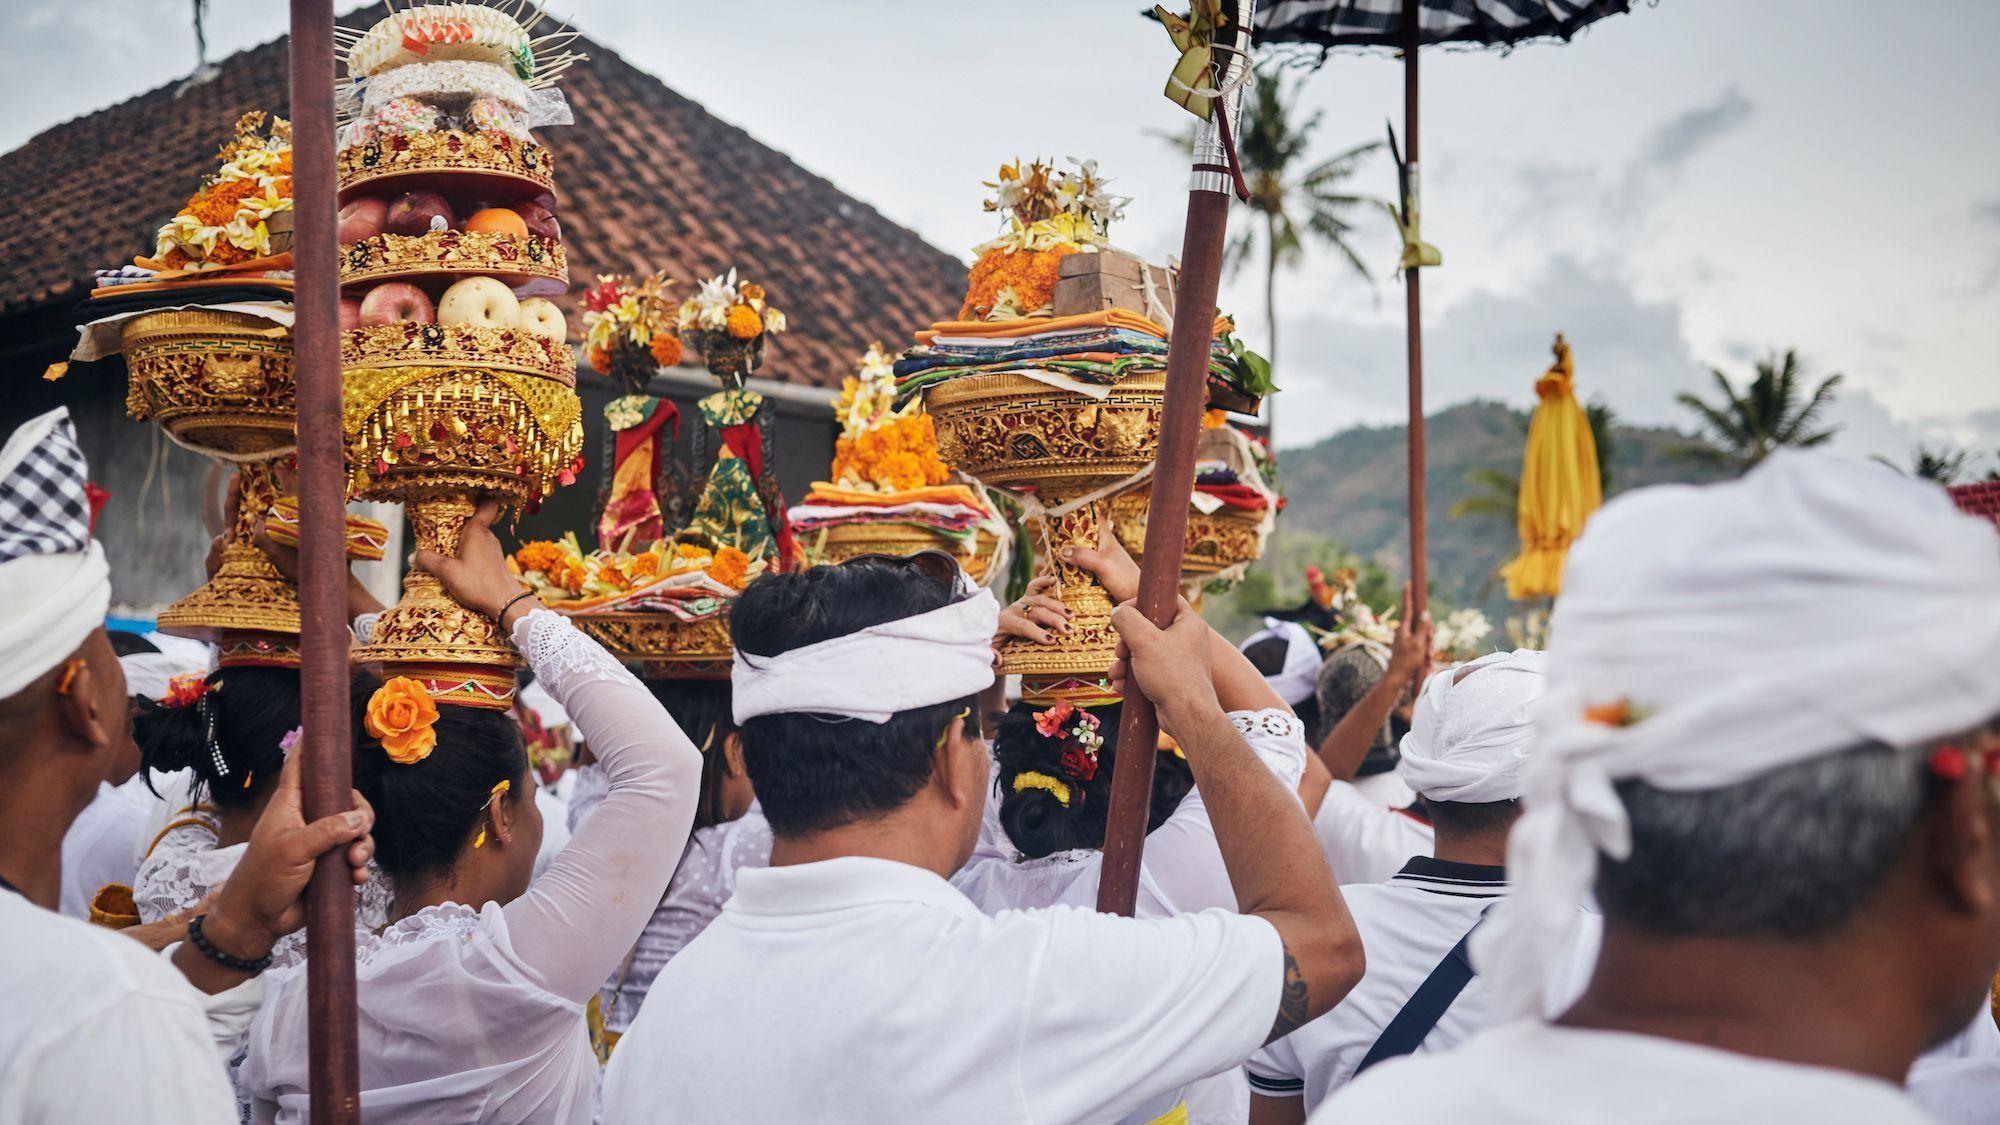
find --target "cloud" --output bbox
[1271,256,1709,447]
[1615,87,1755,220]
[1974,198,2000,295]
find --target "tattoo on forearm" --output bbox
[1267,942,1310,1043]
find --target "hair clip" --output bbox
[1931,743,2000,781]
[472,779,513,849]
[1012,770,1072,808]
[935,708,970,754]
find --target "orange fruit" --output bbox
[465,207,529,239]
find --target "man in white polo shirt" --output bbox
[1248,649,1598,1122]
[602,554,1365,1124]
[1311,451,2000,1123]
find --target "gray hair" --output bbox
[1595,741,1933,938]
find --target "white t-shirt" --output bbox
[0,887,238,1122]
[1249,859,1600,1113]
[952,707,1307,1125]
[601,855,1285,1124]
[1908,1007,2000,1124]
[58,777,148,918]
[1310,1021,1935,1123]
[1312,779,1433,885]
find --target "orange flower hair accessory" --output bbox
[163,673,212,710]
[367,676,440,765]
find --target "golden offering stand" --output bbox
[122,308,302,647]
[1110,488,1266,579]
[927,369,1168,703]
[811,521,1004,585]
[336,156,581,707]
[570,612,734,681]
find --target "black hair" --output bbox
[730,560,979,838]
[1243,634,1326,746]
[109,631,160,657]
[135,665,301,808]
[989,701,1194,860]
[1420,797,1521,836]
[351,675,528,882]
[645,678,738,832]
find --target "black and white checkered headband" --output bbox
[0,411,91,565]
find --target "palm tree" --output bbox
[1874,443,1975,484]
[1160,71,1385,444]
[1675,350,1844,473]
[1228,74,1383,370]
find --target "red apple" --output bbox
[338,296,364,332]
[384,190,455,237]
[337,196,387,245]
[358,282,435,326]
[516,199,561,243]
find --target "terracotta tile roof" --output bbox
[0,3,966,387]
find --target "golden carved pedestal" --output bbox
[344,366,583,706]
[122,309,301,643]
[926,370,1167,704]
[1111,488,1268,579]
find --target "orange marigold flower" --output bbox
[709,546,752,589]
[588,346,611,374]
[513,541,567,576]
[725,305,763,340]
[959,245,1076,321]
[649,334,683,367]
[366,677,439,765]
[629,552,661,579]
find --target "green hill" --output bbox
[1206,400,1725,638]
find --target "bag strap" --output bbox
[1352,905,1493,1077]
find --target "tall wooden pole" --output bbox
[1401,4,1429,618]
[289,1,361,1120]
[1098,0,1253,917]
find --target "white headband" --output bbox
[1242,617,1321,706]
[1398,649,1546,803]
[0,408,110,698]
[1476,451,2000,1020]
[732,588,999,724]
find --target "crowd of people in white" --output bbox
[3,402,1998,1123]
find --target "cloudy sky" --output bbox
[9,0,1998,462]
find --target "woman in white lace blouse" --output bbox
[132,662,395,969]
[238,500,704,1124]
[951,532,1309,1125]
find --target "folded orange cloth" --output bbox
[804,482,987,509]
[916,310,1232,346]
[130,251,295,277]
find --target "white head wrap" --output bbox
[1398,649,1547,803]
[0,408,110,699]
[732,588,999,724]
[1479,450,2000,1019]
[1240,617,1321,706]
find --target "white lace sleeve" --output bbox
[1137,709,1308,916]
[132,820,226,924]
[501,609,704,1002]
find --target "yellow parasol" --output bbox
[1502,333,1601,599]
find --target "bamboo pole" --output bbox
[1401,4,1429,619]
[288,1,361,1120]
[1098,0,1253,917]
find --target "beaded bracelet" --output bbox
[187,913,274,975]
